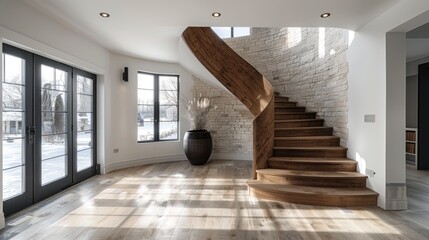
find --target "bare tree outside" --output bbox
[137,73,179,141]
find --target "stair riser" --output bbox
[268,161,357,172]
[274,138,340,147]
[248,188,378,207]
[275,107,306,113]
[257,173,366,188]
[275,113,316,120]
[275,102,297,107]
[275,120,324,128]
[274,149,347,158]
[275,128,333,137]
[275,97,289,102]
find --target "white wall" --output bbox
[348,29,387,207]
[347,0,429,209]
[0,0,111,228]
[178,37,228,92]
[105,53,193,173]
[386,32,407,209]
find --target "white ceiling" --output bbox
[23,0,400,63]
[406,39,429,62]
[406,23,429,62]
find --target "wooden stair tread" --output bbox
[274,101,297,104]
[247,180,378,196]
[256,168,366,178]
[274,146,347,150]
[275,106,304,109]
[274,136,339,140]
[275,119,322,123]
[276,112,317,115]
[269,157,355,164]
[275,126,332,131]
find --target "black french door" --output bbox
[33,56,73,202]
[2,44,97,216]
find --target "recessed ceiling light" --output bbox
[212,12,221,17]
[321,13,331,18]
[100,12,110,18]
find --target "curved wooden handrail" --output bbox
[182,27,274,178]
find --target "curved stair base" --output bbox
[248,180,378,207]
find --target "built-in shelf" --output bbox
[406,128,417,168]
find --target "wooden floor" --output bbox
[1,160,429,240]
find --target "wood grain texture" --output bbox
[1,160,429,240]
[274,136,341,147]
[182,27,272,116]
[182,27,274,179]
[275,106,306,112]
[275,112,317,120]
[274,101,298,107]
[274,127,333,137]
[273,146,348,158]
[253,98,274,178]
[268,157,357,172]
[248,180,378,207]
[256,169,367,188]
[275,119,325,128]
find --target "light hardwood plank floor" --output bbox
[1,160,429,240]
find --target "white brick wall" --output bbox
[224,28,349,146]
[191,77,254,157]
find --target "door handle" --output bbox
[27,126,36,144]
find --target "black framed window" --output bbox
[211,27,251,39]
[137,72,179,142]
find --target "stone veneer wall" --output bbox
[224,28,349,146]
[191,77,254,159]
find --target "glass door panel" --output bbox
[40,64,67,186]
[2,44,34,216]
[137,73,155,142]
[73,69,96,181]
[159,75,178,141]
[40,65,69,185]
[2,54,26,200]
[34,56,73,202]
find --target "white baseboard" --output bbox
[0,212,5,229]
[103,152,252,174]
[385,183,408,210]
[104,154,187,174]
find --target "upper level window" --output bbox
[211,27,251,39]
[137,72,179,142]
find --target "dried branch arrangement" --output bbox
[183,94,217,130]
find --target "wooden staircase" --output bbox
[182,27,378,207]
[247,93,378,207]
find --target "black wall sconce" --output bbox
[122,67,128,82]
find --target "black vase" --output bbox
[183,130,212,165]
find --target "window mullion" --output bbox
[154,74,160,141]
